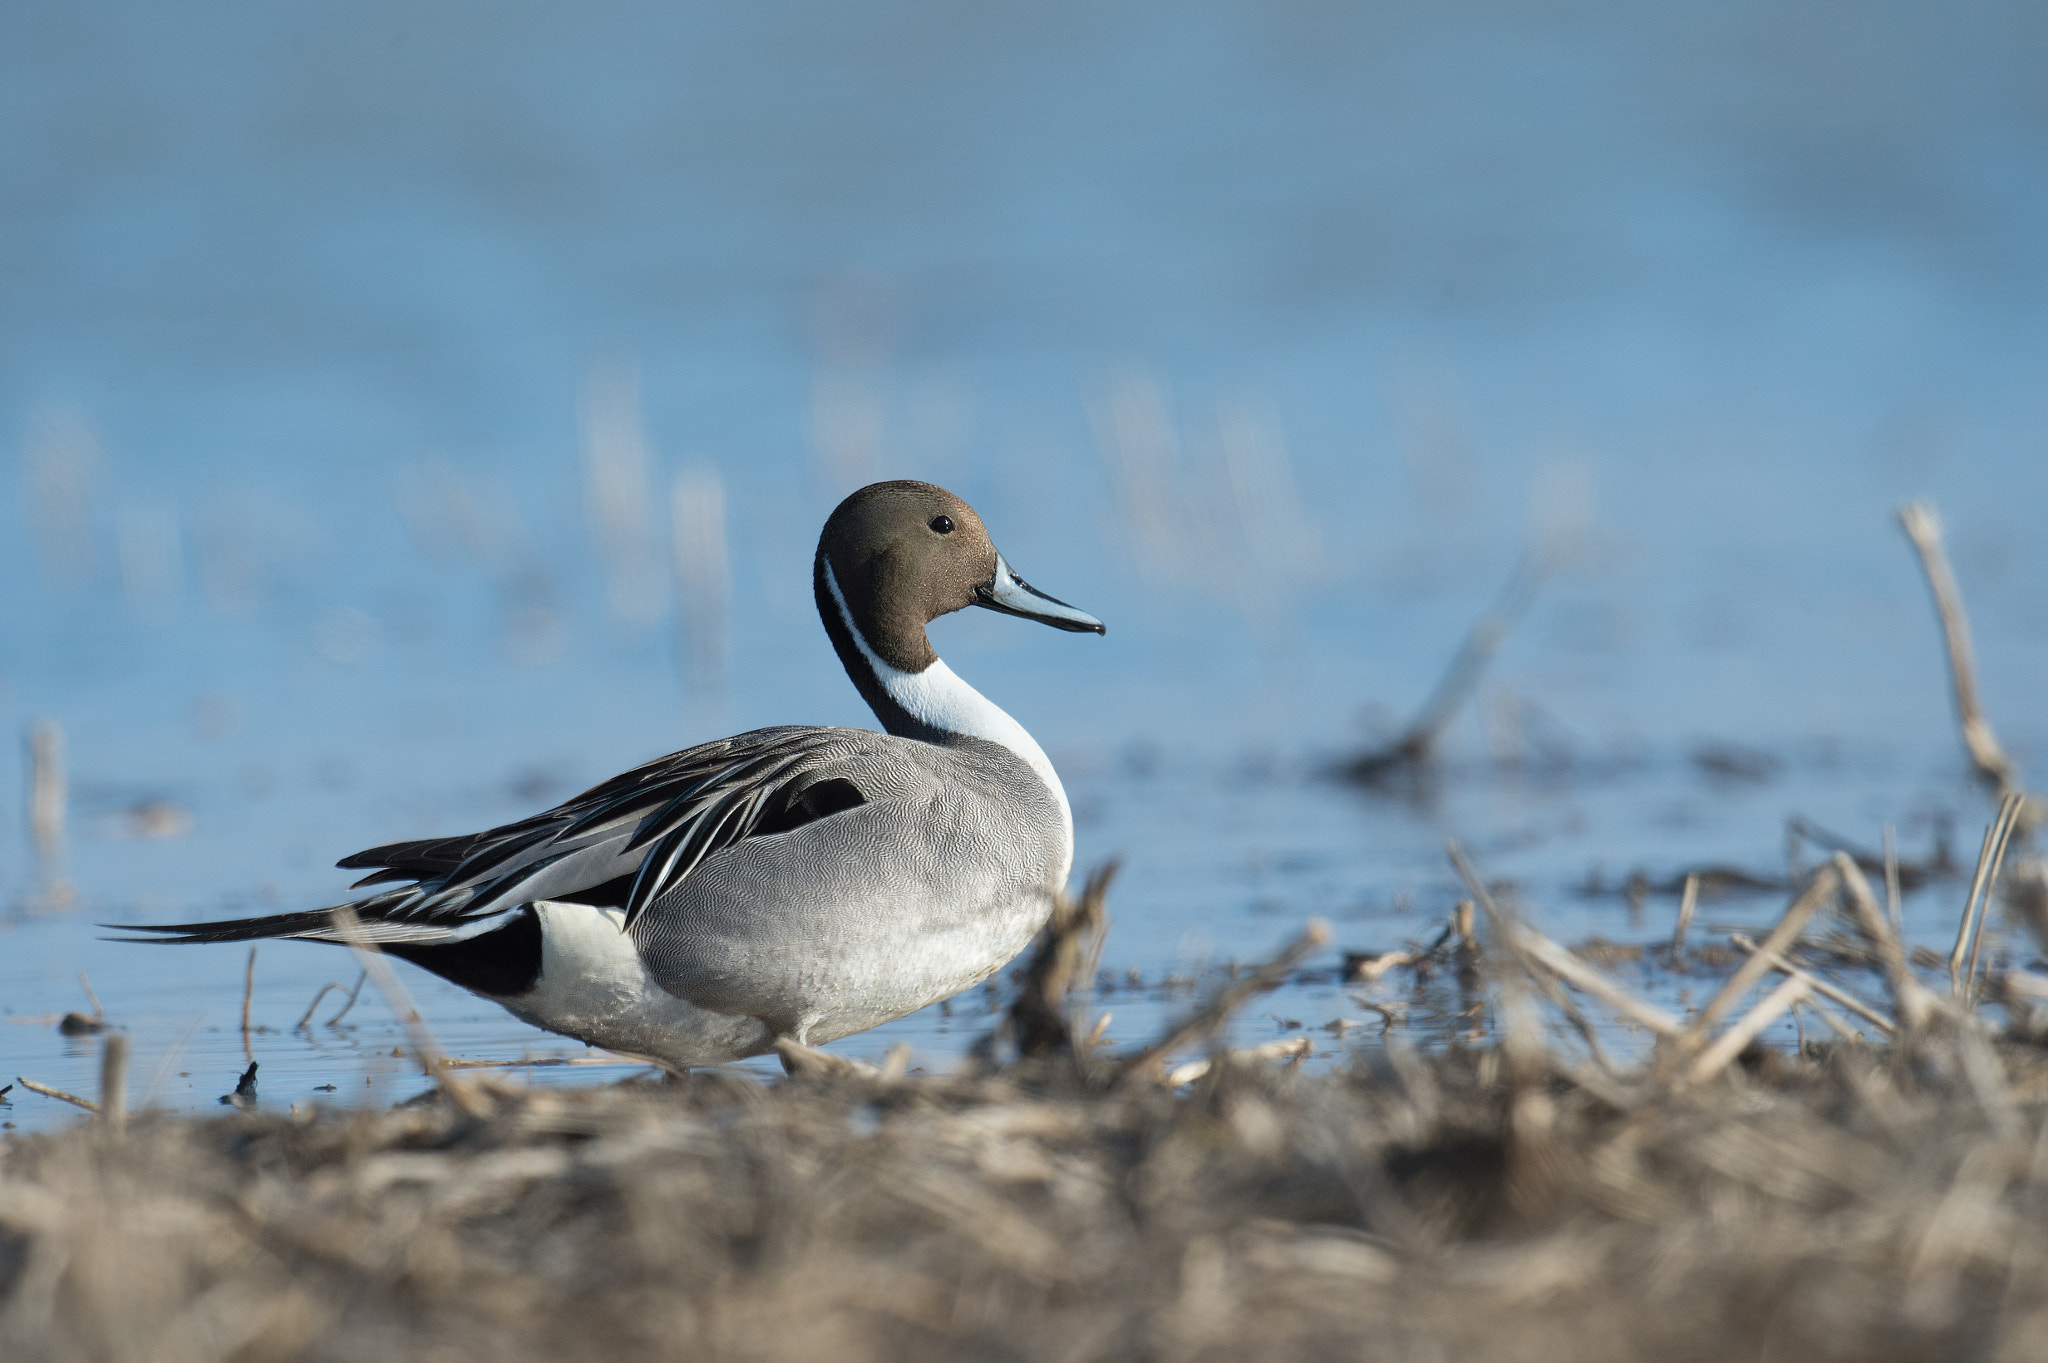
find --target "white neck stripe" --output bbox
[821,561,1073,869]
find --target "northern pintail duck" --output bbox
[125,481,1103,1066]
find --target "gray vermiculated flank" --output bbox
[634,732,1066,1043]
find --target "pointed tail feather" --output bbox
[104,897,502,948]
[105,909,354,945]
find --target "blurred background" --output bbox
[4,0,2046,1122]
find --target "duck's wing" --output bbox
[114,725,884,946]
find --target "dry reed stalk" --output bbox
[877,1043,911,1082]
[326,969,368,1026]
[239,945,257,1062]
[15,884,2048,1363]
[1165,1036,1314,1086]
[1962,794,2026,1003]
[1347,552,1546,779]
[1680,865,1838,1050]
[1349,903,1474,984]
[1444,846,1628,1080]
[1884,824,1904,938]
[1508,925,1684,1039]
[1728,934,1893,1035]
[774,1038,882,1079]
[1686,974,1812,1084]
[1348,949,1423,984]
[1117,920,1330,1084]
[441,1056,651,1070]
[293,981,347,1031]
[328,905,489,1117]
[1448,841,1680,1041]
[1798,994,1865,1044]
[1898,500,2022,800]
[76,972,104,1020]
[15,1076,98,1113]
[1949,816,2002,995]
[98,1033,128,1134]
[1011,862,1118,1061]
[1836,852,1937,1030]
[1451,900,1477,957]
[1672,874,1699,955]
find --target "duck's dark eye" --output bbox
[929,515,955,535]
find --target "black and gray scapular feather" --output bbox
[121,726,870,950]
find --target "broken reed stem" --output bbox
[328,906,489,1117]
[1729,934,1893,1036]
[774,1037,880,1080]
[98,1033,128,1134]
[1688,974,1811,1084]
[1446,841,1679,1047]
[1117,919,1330,1084]
[16,1076,99,1113]
[294,982,346,1031]
[1884,824,1904,939]
[240,945,258,1063]
[77,971,104,1019]
[1682,865,1838,1051]
[1950,795,2024,1000]
[1950,819,2000,995]
[1964,794,2026,1005]
[440,1056,648,1070]
[1349,949,1422,984]
[1672,874,1699,955]
[326,969,368,1026]
[1451,900,1476,956]
[1010,861,1117,1061]
[1346,550,1545,777]
[1898,500,2020,797]
[1517,958,1619,1073]
[1508,923,1684,1039]
[1803,994,1865,1045]
[1165,1036,1313,1086]
[1836,852,1937,1031]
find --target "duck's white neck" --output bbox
[822,561,1073,869]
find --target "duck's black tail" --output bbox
[105,886,437,947]
[106,895,546,998]
[111,908,361,945]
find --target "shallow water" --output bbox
[4,1,2048,1129]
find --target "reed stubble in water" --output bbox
[10,874,2048,1363]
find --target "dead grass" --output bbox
[9,1025,2048,1362]
[11,849,2048,1363]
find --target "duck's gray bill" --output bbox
[974,554,1106,634]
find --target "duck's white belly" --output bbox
[500,901,773,1067]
